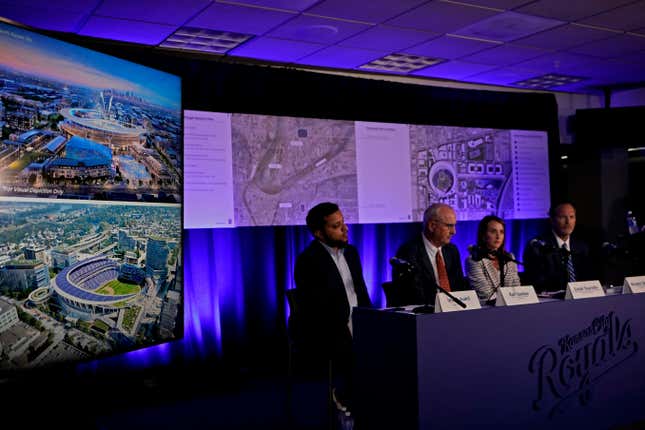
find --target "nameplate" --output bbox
[623,276,645,294]
[565,280,605,300]
[435,290,481,313]
[496,286,539,306]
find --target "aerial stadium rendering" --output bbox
[0,21,181,202]
[52,256,141,320]
[58,107,147,148]
[0,200,182,369]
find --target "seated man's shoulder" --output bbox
[441,242,461,258]
[397,237,420,254]
[296,241,322,264]
[571,235,590,251]
[444,242,460,252]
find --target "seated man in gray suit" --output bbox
[393,203,469,307]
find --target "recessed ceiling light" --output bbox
[359,53,443,73]
[514,73,587,89]
[160,27,252,54]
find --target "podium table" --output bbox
[353,294,645,430]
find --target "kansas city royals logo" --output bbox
[528,312,638,417]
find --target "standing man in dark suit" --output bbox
[523,202,594,293]
[293,202,372,413]
[394,203,468,306]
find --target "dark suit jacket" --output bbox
[522,232,594,293]
[393,236,468,306]
[292,240,372,362]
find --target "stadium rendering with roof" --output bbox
[52,256,141,320]
[45,135,114,179]
[59,108,146,147]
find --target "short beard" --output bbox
[320,233,348,249]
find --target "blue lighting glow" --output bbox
[77,219,545,375]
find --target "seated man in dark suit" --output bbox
[393,203,468,306]
[523,202,594,293]
[292,202,372,413]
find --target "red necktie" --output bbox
[436,250,451,292]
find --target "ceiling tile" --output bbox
[606,61,645,81]
[452,11,564,42]
[338,25,436,51]
[411,60,499,79]
[467,66,539,86]
[94,0,212,26]
[459,44,546,65]
[513,52,601,73]
[228,36,324,62]
[187,3,295,35]
[0,4,89,32]
[386,1,498,34]
[515,0,636,22]
[577,0,645,32]
[216,0,320,11]
[541,79,600,93]
[298,45,386,68]
[266,14,371,44]
[403,35,498,59]
[616,49,645,65]
[567,34,645,59]
[78,15,177,45]
[550,56,637,81]
[511,23,616,50]
[0,0,100,11]
[454,0,533,9]
[305,0,428,24]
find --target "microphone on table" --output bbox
[389,257,415,272]
[529,238,557,253]
[468,244,489,262]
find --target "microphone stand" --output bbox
[495,257,506,306]
[409,263,434,313]
[485,250,524,306]
[412,282,467,314]
[392,256,467,314]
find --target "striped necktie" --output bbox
[562,243,576,282]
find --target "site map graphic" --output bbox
[231,114,358,226]
[409,126,515,221]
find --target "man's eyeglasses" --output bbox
[433,220,456,229]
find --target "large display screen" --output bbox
[184,111,549,228]
[0,21,182,370]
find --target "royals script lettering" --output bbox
[528,312,638,417]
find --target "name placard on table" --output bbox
[565,280,605,300]
[435,290,481,313]
[496,286,539,306]
[623,276,645,294]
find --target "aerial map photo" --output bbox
[409,125,515,221]
[231,114,358,226]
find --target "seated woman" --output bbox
[466,215,521,302]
